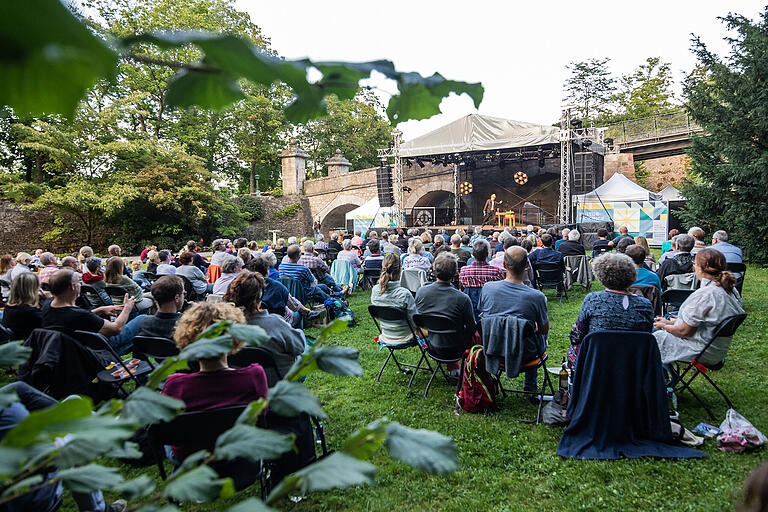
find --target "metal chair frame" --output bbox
[368,305,432,388]
[412,313,464,400]
[72,330,153,394]
[726,262,746,295]
[670,313,747,420]
[132,335,180,369]
[533,262,568,304]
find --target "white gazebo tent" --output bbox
[574,173,668,245]
[659,184,685,201]
[345,197,396,233]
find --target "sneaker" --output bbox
[307,309,325,321]
[106,500,127,512]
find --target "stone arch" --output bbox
[316,194,367,232]
[404,179,455,210]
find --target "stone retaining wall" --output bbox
[244,195,313,241]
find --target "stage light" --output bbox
[417,159,425,168]
[571,119,582,129]
[405,159,412,168]
[514,171,528,185]
[582,139,593,147]
[494,150,501,162]
[459,181,473,195]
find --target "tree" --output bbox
[612,57,676,120]
[681,9,768,262]
[563,58,616,123]
[298,91,392,175]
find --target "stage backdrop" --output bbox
[576,200,668,245]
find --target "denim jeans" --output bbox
[109,314,146,356]
[318,274,342,293]
[523,367,538,392]
[309,284,331,303]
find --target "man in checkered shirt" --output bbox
[298,240,346,296]
[459,239,505,289]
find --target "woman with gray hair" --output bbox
[566,253,654,370]
[402,238,432,271]
[337,238,362,271]
[212,254,244,295]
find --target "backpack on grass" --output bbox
[456,345,498,413]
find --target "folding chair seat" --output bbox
[412,313,464,399]
[534,262,567,303]
[661,288,694,315]
[132,335,180,369]
[670,313,747,420]
[726,262,746,295]
[563,254,593,291]
[80,283,111,309]
[228,346,330,458]
[72,330,153,396]
[368,304,432,388]
[148,405,271,499]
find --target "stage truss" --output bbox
[377,129,406,225]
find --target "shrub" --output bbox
[237,195,264,222]
[272,201,303,219]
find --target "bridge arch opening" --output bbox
[321,203,359,233]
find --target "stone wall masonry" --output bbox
[245,195,313,241]
[0,198,113,255]
[640,154,690,192]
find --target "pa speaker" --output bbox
[572,152,605,195]
[376,164,394,207]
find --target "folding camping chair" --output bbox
[534,262,567,303]
[278,277,308,306]
[178,274,205,302]
[412,313,464,399]
[368,304,432,388]
[359,268,381,291]
[72,330,153,396]
[670,313,747,420]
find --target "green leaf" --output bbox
[227,323,271,347]
[170,450,211,478]
[107,441,143,460]
[236,399,268,426]
[314,346,363,377]
[342,419,388,461]
[226,498,279,512]
[165,69,245,111]
[58,464,124,493]
[0,0,118,117]
[0,446,27,479]
[267,381,327,419]
[2,397,92,448]
[95,399,124,417]
[0,342,32,366]
[146,358,189,390]
[122,387,183,426]
[197,320,234,340]
[0,386,19,411]
[163,465,234,503]
[112,475,156,501]
[387,72,484,123]
[178,334,235,360]
[53,415,137,467]
[214,424,294,462]
[384,422,458,474]
[266,452,375,504]
[316,318,351,343]
[1,474,45,498]
[135,505,180,512]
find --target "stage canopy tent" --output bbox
[573,172,661,203]
[398,113,560,158]
[345,197,397,232]
[659,184,685,201]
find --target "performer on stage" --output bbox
[482,194,499,225]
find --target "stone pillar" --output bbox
[325,149,351,177]
[280,139,309,195]
[604,153,636,182]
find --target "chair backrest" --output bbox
[661,288,694,308]
[80,283,109,308]
[367,304,420,340]
[534,263,564,285]
[0,323,15,343]
[206,294,224,303]
[0,279,9,302]
[72,329,119,358]
[327,248,339,261]
[228,346,283,386]
[278,278,306,304]
[628,285,662,316]
[143,272,158,282]
[664,272,699,290]
[105,285,129,305]
[133,335,180,360]
[592,245,611,255]
[726,262,746,274]
[330,259,357,288]
[400,268,427,294]
[710,313,747,340]
[148,404,247,448]
[177,274,201,301]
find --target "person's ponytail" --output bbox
[378,254,401,295]
[714,270,736,294]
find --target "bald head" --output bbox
[503,246,529,277]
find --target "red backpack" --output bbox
[456,345,498,413]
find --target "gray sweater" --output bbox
[247,311,306,377]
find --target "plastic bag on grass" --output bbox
[717,409,767,453]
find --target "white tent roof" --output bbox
[573,172,662,203]
[398,113,560,158]
[345,197,396,230]
[659,184,685,201]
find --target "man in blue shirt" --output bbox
[554,228,569,250]
[528,234,564,272]
[479,246,549,392]
[610,225,635,247]
[711,229,743,278]
[627,245,661,290]
[278,245,331,302]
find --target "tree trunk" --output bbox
[137,114,148,134]
[249,161,256,195]
[155,100,164,138]
[35,154,43,183]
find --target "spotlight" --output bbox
[494,150,501,162]
[459,181,473,195]
[417,159,425,168]
[402,186,412,192]
[514,171,528,185]
[582,139,593,148]
[405,159,412,168]
[571,119,582,129]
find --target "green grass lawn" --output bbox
[49,264,768,510]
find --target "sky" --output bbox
[237,1,766,141]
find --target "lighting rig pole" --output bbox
[559,107,572,224]
[377,129,405,226]
[453,162,460,224]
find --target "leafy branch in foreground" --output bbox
[0,319,458,509]
[2,0,483,123]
